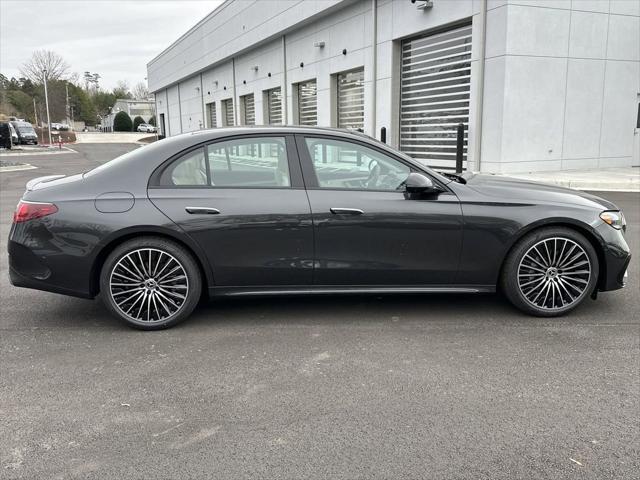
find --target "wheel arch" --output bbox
[89,226,213,297]
[497,219,606,290]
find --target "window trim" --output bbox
[148,133,304,190]
[294,133,451,193]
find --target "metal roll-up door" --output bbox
[222,98,234,126]
[206,102,216,128]
[242,94,255,125]
[267,87,282,125]
[337,69,364,130]
[400,23,472,170]
[297,80,317,126]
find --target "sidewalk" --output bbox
[502,167,639,193]
[75,132,153,143]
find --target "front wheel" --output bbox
[100,237,202,329]
[501,227,599,317]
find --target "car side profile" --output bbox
[137,123,157,133]
[8,127,631,329]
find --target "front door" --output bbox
[296,135,463,286]
[148,134,313,287]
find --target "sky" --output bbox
[0,0,223,90]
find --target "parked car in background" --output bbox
[50,123,63,131]
[10,121,38,145]
[0,121,17,149]
[7,127,631,330]
[137,123,157,133]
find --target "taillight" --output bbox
[13,200,58,223]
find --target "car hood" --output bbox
[462,173,618,210]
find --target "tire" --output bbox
[501,227,599,317]
[100,236,202,330]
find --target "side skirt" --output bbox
[209,285,496,297]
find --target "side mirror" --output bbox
[404,172,440,194]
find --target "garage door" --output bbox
[242,94,255,125]
[266,87,282,125]
[337,68,364,130]
[206,102,216,128]
[297,80,317,126]
[222,98,234,126]
[399,23,472,170]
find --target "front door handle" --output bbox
[185,207,220,215]
[330,207,364,215]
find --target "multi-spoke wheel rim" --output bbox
[109,248,189,323]
[517,237,591,311]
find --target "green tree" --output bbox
[148,115,156,126]
[133,115,145,130]
[113,111,132,132]
[6,90,33,120]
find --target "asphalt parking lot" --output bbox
[1,144,638,479]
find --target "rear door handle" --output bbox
[185,207,220,215]
[330,207,364,215]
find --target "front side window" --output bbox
[159,148,207,186]
[207,136,290,187]
[304,138,411,191]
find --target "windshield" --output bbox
[18,127,35,134]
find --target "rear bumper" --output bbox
[8,235,94,299]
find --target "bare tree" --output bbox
[131,82,149,100]
[20,50,70,83]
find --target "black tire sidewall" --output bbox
[99,237,202,329]
[502,227,599,317]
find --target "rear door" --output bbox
[148,134,313,287]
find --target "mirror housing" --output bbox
[404,172,440,194]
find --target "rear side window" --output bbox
[159,148,207,186]
[206,136,290,188]
[156,137,291,188]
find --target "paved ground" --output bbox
[1,144,638,480]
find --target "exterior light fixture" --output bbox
[414,0,433,9]
[314,41,325,48]
[251,65,259,72]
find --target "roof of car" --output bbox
[180,125,375,141]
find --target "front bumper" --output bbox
[596,223,632,291]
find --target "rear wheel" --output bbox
[501,227,599,316]
[100,237,201,329]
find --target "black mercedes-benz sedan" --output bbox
[8,127,631,329]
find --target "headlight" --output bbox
[600,210,626,230]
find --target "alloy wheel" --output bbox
[517,237,592,311]
[109,248,189,323]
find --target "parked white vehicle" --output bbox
[137,123,157,133]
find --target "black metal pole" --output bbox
[380,126,386,144]
[455,123,464,173]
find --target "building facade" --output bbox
[101,99,155,131]
[147,0,640,173]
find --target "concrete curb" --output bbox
[0,146,76,157]
[0,164,37,172]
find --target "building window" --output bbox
[222,98,234,126]
[265,87,282,125]
[399,23,472,171]
[241,94,255,125]
[337,68,364,130]
[206,102,217,128]
[297,80,317,126]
